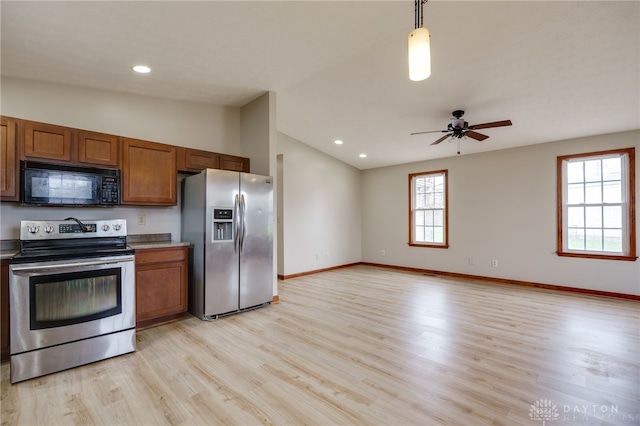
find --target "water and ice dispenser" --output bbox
[212,208,233,242]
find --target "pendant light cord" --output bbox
[415,0,428,29]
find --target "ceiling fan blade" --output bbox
[469,120,512,130]
[430,134,452,145]
[465,131,489,141]
[411,129,448,136]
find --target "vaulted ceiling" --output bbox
[2,1,638,169]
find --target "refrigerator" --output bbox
[181,168,273,319]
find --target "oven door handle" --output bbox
[10,256,135,273]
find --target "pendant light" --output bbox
[408,0,431,81]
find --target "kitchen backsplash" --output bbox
[0,203,181,241]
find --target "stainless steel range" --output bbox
[9,218,136,383]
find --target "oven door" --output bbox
[9,255,135,355]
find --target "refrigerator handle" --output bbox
[240,194,247,253]
[234,194,240,253]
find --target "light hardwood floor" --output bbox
[1,265,639,425]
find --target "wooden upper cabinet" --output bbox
[4,116,251,206]
[23,120,72,162]
[0,116,18,201]
[120,137,177,206]
[177,147,251,174]
[177,147,219,173]
[22,121,119,168]
[219,154,250,173]
[77,131,119,167]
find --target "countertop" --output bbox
[129,241,190,250]
[127,233,190,250]
[0,234,190,260]
[0,250,18,261]
[0,240,19,260]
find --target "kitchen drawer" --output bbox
[135,246,186,264]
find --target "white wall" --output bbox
[0,77,240,153]
[240,91,278,295]
[361,130,640,296]
[240,92,275,177]
[277,132,362,276]
[0,77,241,241]
[0,201,183,242]
[277,155,285,274]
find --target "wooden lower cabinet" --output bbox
[1,259,9,361]
[135,246,188,329]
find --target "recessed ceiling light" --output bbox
[359,154,367,158]
[133,65,151,74]
[334,140,343,145]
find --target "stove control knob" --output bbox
[113,224,122,231]
[44,225,54,233]
[102,224,110,232]
[28,225,40,234]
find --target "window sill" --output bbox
[409,243,449,249]
[557,251,638,261]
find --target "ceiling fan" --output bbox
[411,110,512,152]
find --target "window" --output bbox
[557,148,636,261]
[409,170,448,248]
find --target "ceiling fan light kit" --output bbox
[409,0,431,81]
[411,110,513,154]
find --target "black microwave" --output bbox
[21,161,120,206]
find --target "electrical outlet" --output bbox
[491,259,498,267]
[468,257,474,265]
[381,249,386,256]
[137,214,146,225]
[315,254,320,261]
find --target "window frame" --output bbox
[557,147,636,261]
[409,169,449,249]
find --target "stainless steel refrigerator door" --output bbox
[239,173,274,309]
[182,172,206,319]
[204,169,241,316]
